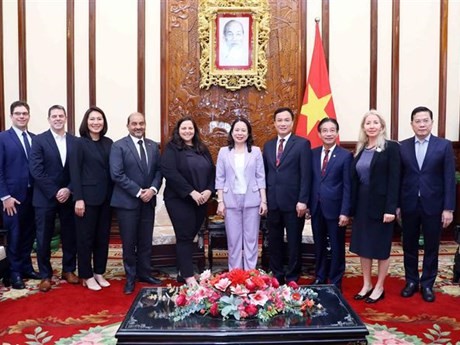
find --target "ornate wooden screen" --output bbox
[161,0,306,160]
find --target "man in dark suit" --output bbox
[110,112,162,294]
[309,118,352,290]
[399,106,456,302]
[263,107,311,284]
[0,101,40,289]
[29,105,78,292]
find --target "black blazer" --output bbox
[69,136,113,206]
[29,130,76,207]
[262,134,312,212]
[161,141,215,201]
[351,140,401,220]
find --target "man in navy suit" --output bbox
[110,112,162,294]
[29,105,78,292]
[399,106,455,302]
[0,101,40,289]
[309,118,352,290]
[263,107,311,284]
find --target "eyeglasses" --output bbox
[12,112,29,116]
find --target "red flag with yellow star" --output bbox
[296,22,338,148]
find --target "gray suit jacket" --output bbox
[109,135,162,209]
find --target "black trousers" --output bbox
[35,200,77,279]
[311,202,346,286]
[75,201,111,279]
[402,200,442,289]
[267,209,305,282]
[116,202,154,280]
[165,197,207,278]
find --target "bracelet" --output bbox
[217,199,223,203]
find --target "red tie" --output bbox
[321,149,330,176]
[276,138,285,167]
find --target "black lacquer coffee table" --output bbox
[115,285,368,344]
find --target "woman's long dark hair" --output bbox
[227,117,254,152]
[79,106,108,138]
[170,116,207,153]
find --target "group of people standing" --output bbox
[0,101,164,294]
[0,101,455,304]
[310,107,455,304]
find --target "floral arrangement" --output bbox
[170,269,322,322]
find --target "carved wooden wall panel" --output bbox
[161,0,306,160]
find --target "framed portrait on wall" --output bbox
[215,13,253,70]
[198,0,270,91]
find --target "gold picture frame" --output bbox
[198,0,270,91]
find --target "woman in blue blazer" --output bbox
[350,110,400,303]
[69,107,113,291]
[215,118,267,270]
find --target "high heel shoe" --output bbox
[185,276,198,287]
[82,277,101,291]
[353,288,374,300]
[365,290,385,303]
[94,274,110,287]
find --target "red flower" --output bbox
[292,292,301,301]
[287,281,299,289]
[251,276,267,289]
[244,278,256,291]
[271,277,280,288]
[210,302,219,316]
[176,294,187,307]
[245,304,258,316]
[227,269,250,286]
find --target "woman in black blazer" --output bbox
[69,107,113,291]
[350,110,400,303]
[161,117,215,286]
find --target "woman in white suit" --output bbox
[215,118,267,270]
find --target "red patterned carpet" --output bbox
[1,241,459,345]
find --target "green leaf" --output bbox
[37,331,49,339]
[424,333,435,341]
[434,324,441,331]
[35,326,43,334]
[42,335,53,343]
[25,334,36,340]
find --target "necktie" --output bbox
[416,140,425,170]
[138,140,148,172]
[276,138,285,167]
[321,149,330,176]
[22,131,31,157]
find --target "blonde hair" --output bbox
[355,109,387,156]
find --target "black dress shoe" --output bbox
[124,280,135,295]
[138,276,162,285]
[401,282,418,297]
[365,290,385,304]
[11,276,26,290]
[22,271,41,280]
[421,287,435,302]
[309,279,326,285]
[354,288,374,300]
[2,277,11,287]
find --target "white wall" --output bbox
[2,1,460,142]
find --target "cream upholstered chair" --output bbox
[151,183,205,271]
